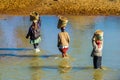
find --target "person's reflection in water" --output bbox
[58,59,72,80]
[93,69,103,80]
[58,59,72,73]
[30,57,44,80]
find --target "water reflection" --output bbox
[30,57,44,80]
[58,59,72,80]
[93,70,103,80]
[58,59,72,73]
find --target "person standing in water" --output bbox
[91,30,104,69]
[26,21,41,52]
[57,27,70,58]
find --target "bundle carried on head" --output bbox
[57,16,68,29]
[94,30,104,41]
[30,11,39,22]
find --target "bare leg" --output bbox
[33,44,37,49]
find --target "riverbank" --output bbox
[0,0,120,16]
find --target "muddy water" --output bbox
[0,16,120,80]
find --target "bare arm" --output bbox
[26,27,31,39]
[57,34,60,47]
[92,34,97,48]
[67,33,70,44]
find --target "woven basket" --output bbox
[57,16,68,29]
[30,12,39,22]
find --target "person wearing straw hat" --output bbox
[57,27,70,58]
[91,30,104,69]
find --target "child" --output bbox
[57,27,70,58]
[91,30,104,69]
[26,21,41,52]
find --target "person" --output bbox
[57,27,70,58]
[26,21,41,52]
[91,30,104,69]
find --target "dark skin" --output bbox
[61,27,65,32]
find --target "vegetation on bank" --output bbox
[0,0,120,15]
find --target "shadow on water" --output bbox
[0,53,61,58]
[30,66,93,70]
[0,48,32,51]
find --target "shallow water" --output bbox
[0,16,120,80]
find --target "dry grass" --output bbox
[0,0,120,15]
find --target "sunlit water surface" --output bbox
[0,16,120,80]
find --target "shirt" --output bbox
[92,37,103,57]
[57,31,70,47]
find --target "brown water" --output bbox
[0,16,120,80]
